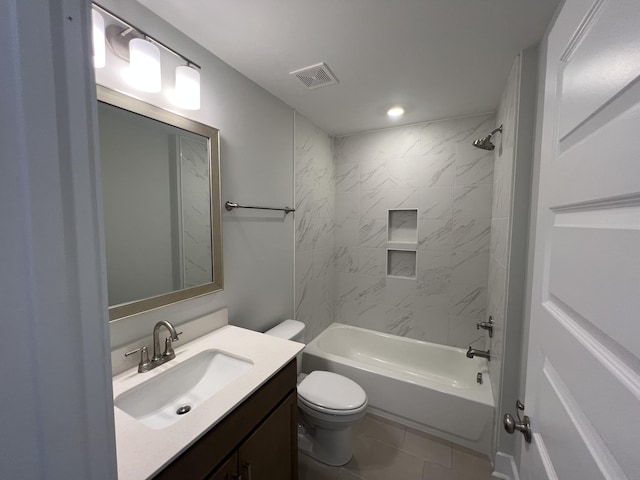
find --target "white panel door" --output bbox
[520,1,640,479]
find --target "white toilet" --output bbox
[264,320,367,466]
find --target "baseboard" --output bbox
[492,452,519,480]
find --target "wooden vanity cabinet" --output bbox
[205,452,238,480]
[155,360,298,480]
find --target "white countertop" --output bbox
[112,325,303,480]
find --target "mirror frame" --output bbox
[97,86,223,321]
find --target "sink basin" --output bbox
[115,350,253,429]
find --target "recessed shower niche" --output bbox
[387,209,418,244]
[387,209,417,279]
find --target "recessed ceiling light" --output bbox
[387,106,404,117]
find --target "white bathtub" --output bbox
[302,323,495,454]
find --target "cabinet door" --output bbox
[206,452,239,480]
[238,392,298,480]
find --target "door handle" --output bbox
[503,400,532,443]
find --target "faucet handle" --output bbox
[162,332,182,359]
[476,316,494,337]
[125,346,152,373]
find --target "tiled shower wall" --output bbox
[332,114,496,348]
[487,57,520,411]
[294,113,336,343]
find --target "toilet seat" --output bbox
[297,371,367,415]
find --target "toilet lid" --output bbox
[297,371,367,411]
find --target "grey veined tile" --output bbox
[360,158,395,190]
[357,274,386,303]
[359,247,386,276]
[359,218,387,247]
[387,188,419,210]
[388,156,421,189]
[336,162,360,192]
[449,284,487,319]
[419,152,455,187]
[416,252,451,307]
[451,252,489,287]
[335,246,358,273]
[360,190,388,219]
[454,114,496,149]
[455,150,494,186]
[448,315,487,349]
[421,119,457,156]
[453,185,492,219]
[417,219,453,251]
[419,187,454,219]
[335,219,359,248]
[452,219,490,253]
[335,191,359,223]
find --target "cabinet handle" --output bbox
[241,462,252,480]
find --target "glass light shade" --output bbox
[387,106,404,117]
[92,10,106,69]
[172,65,201,110]
[127,38,161,93]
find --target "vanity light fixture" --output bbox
[93,3,202,108]
[171,64,201,110]
[387,106,405,117]
[127,38,161,93]
[92,10,106,68]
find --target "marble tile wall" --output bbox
[180,135,213,288]
[487,57,520,416]
[294,113,336,343]
[332,114,496,348]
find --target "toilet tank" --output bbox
[264,319,305,342]
[264,320,305,374]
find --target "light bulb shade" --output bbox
[387,106,404,117]
[92,10,106,69]
[172,65,201,110]
[127,38,161,93]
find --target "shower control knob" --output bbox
[503,400,532,443]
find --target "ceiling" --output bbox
[137,0,560,136]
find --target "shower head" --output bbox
[472,125,503,151]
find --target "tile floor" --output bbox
[298,414,494,480]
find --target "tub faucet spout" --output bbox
[466,347,490,361]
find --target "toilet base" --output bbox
[297,420,354,466]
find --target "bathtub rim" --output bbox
[304,322,494,408]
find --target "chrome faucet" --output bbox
[152,320,180,362]
[476,316,493,337]
[125,320,181,373]
[466,347,490,361]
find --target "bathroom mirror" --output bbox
[97,86,223,321]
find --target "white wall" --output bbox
[331,116,496,347]
[96,0,295,353]
[294,112,336,342]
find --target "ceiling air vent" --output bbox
[290,62,339,90]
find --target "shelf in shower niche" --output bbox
[386,249,417,280]
[387,241,417,250]
[387,209,418,243]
